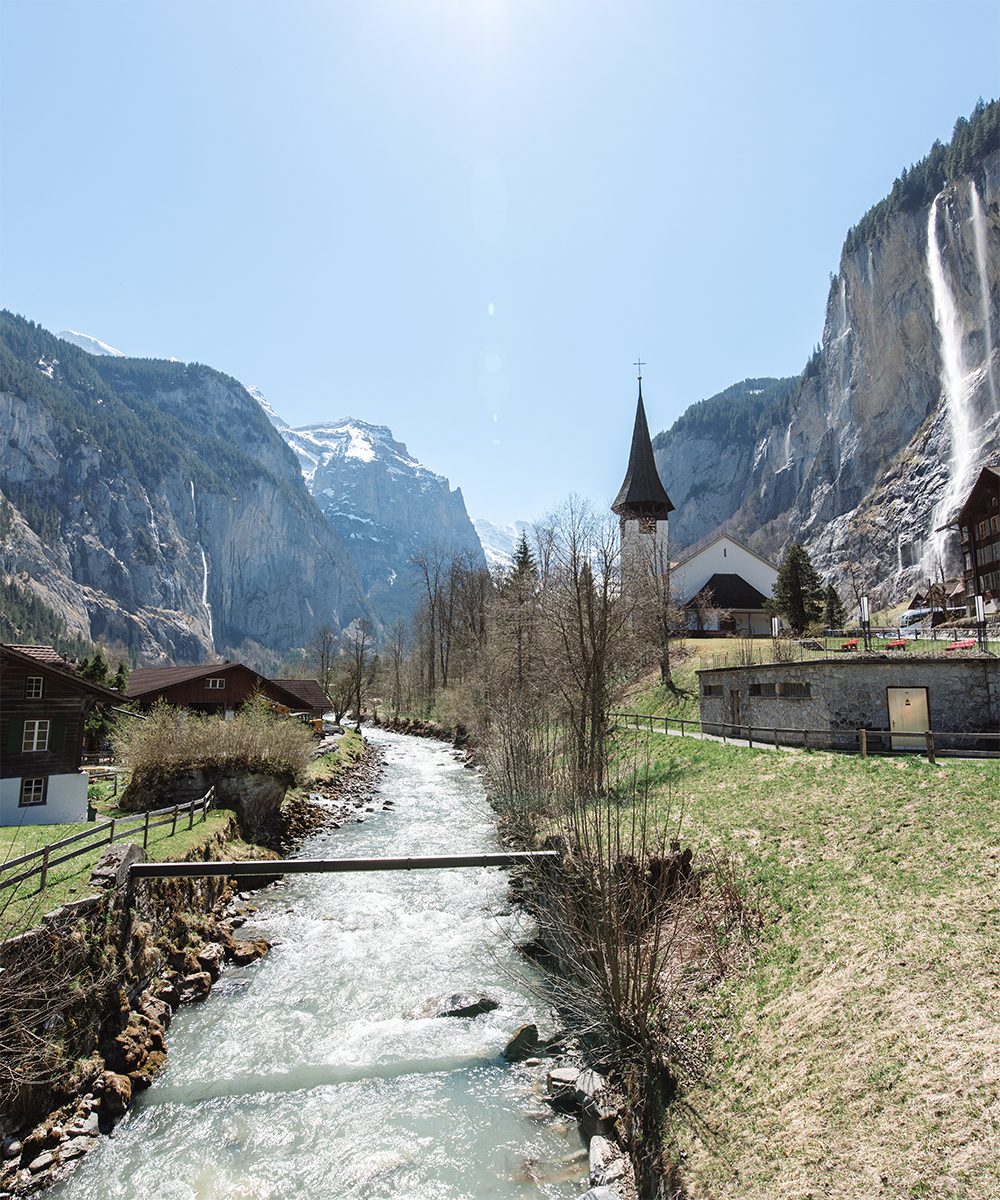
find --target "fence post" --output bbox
[171,804,179,836]
[859,729,867,758]
[925,730,936,764]
[189,798,195,830]
[39,845,50,893]
[143,810,151,849]
[747,723,753,748]
[773,727,778,749]
[803,727,809,750]
[109,818,116,845]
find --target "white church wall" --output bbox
[673,536,777,603]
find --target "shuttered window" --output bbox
[22,719,50,751]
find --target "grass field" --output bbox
[616,722,999,1199]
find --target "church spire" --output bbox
[611,375,674,519]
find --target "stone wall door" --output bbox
[887,686,929,750]
[728,688,742,736]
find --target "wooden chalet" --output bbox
[1,644,122,826]
[272,679,334,719]
[958,465,1000,615]
[125,662,318,718]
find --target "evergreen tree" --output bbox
[511,531,537,580]
[768,543,825,634]
[823,582,847,629]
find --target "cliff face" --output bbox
[655,142,1000,600]
[0,315,369,663]
[279,419,486,625]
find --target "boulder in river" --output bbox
[502,1024,539,1062]
[411,993,500,1019]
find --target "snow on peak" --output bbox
[281,417,432,484]
[246,385,289,429]
[473,518,533,571]
[58,330,126,357]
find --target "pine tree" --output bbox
[823,582,847,629]
[511,531,536,580]
[768,543,825,634]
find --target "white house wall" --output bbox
[673,536,778,603]
[0,773,89,826]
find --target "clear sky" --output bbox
[1,0,997,526]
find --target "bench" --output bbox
[945,639,977,651]
[841,639,859,651]
[884,639,908,650]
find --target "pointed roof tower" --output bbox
[611,375,674,519]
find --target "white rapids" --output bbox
[52,729,586,1199]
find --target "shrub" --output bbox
[112,696,313,787]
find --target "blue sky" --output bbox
[1,0,997,525]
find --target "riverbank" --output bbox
[45,727,589,1200]
[0,731,379,1197]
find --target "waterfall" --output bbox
[969,180,998,410]
[784,421,793,464]
[189,479,214,644]
[839,275,848,332]
[923,191,977,572]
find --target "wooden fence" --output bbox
[609,712,1000,760]
[0,788,214,895]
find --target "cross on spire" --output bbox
[634,355,645,380]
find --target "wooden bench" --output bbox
[841,639,859,652]
[884,639,908,650]
[945,639,977,651]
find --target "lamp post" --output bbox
[975,594,987,651]
[860,595,871,652]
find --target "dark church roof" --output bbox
[611,383,674,519]
[687,573,770,611]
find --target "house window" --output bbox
[24,676,44,699]
[702,684,723,697]
[22,719,50,752]
[205,678,226,690]
[749,682,777,697]
[778,682,811,698]
[19,777,47,807]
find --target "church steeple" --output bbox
[611,376,674,520]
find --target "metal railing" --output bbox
[0,789,214,895]
[610,712,1000,759]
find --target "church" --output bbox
[612,371,779,635]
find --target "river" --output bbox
[52,728,587,1200]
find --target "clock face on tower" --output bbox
[639,516,657,535]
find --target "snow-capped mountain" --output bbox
[57,329,125,357]
[473,518,533,572]
[261,410,486,624]
[245,385,289,430]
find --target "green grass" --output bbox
[0,809,233,937]
[614,728,999,1200]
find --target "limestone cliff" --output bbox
[655,111,1000,602]
[0,314,370,663]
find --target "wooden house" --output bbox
[271,679,334,719]
[125,662,315,717]
[1,644,122,826]
[958,465,1000,615]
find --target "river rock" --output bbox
[413,993,500,1019]
[546,1067,581,1114]
[589,1136,626,1187]
[98,1072,132,1117]
[196,943,225,980]
[575,1189,619,1200]
[180,971,213,1002]
[228,938,270,966]
[502,1024,539,1062]
[28,1151,54,1173]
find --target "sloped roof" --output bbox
[611,385,674,518]
[673,531,779,572]
[5,644,72,667]
[687,572,770,611]
[273,679,333,711]
[126,664,235,697]
[1,644,122,702]
[957,464,1000,524]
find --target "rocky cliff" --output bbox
[276,417,486,625]
[0,314,370,663]
[655,103,1000,602]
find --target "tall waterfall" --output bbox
[923,191,977,573]
[969,180,998,410]
[189,479,214,644]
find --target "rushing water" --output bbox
[53,730,586,1200]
